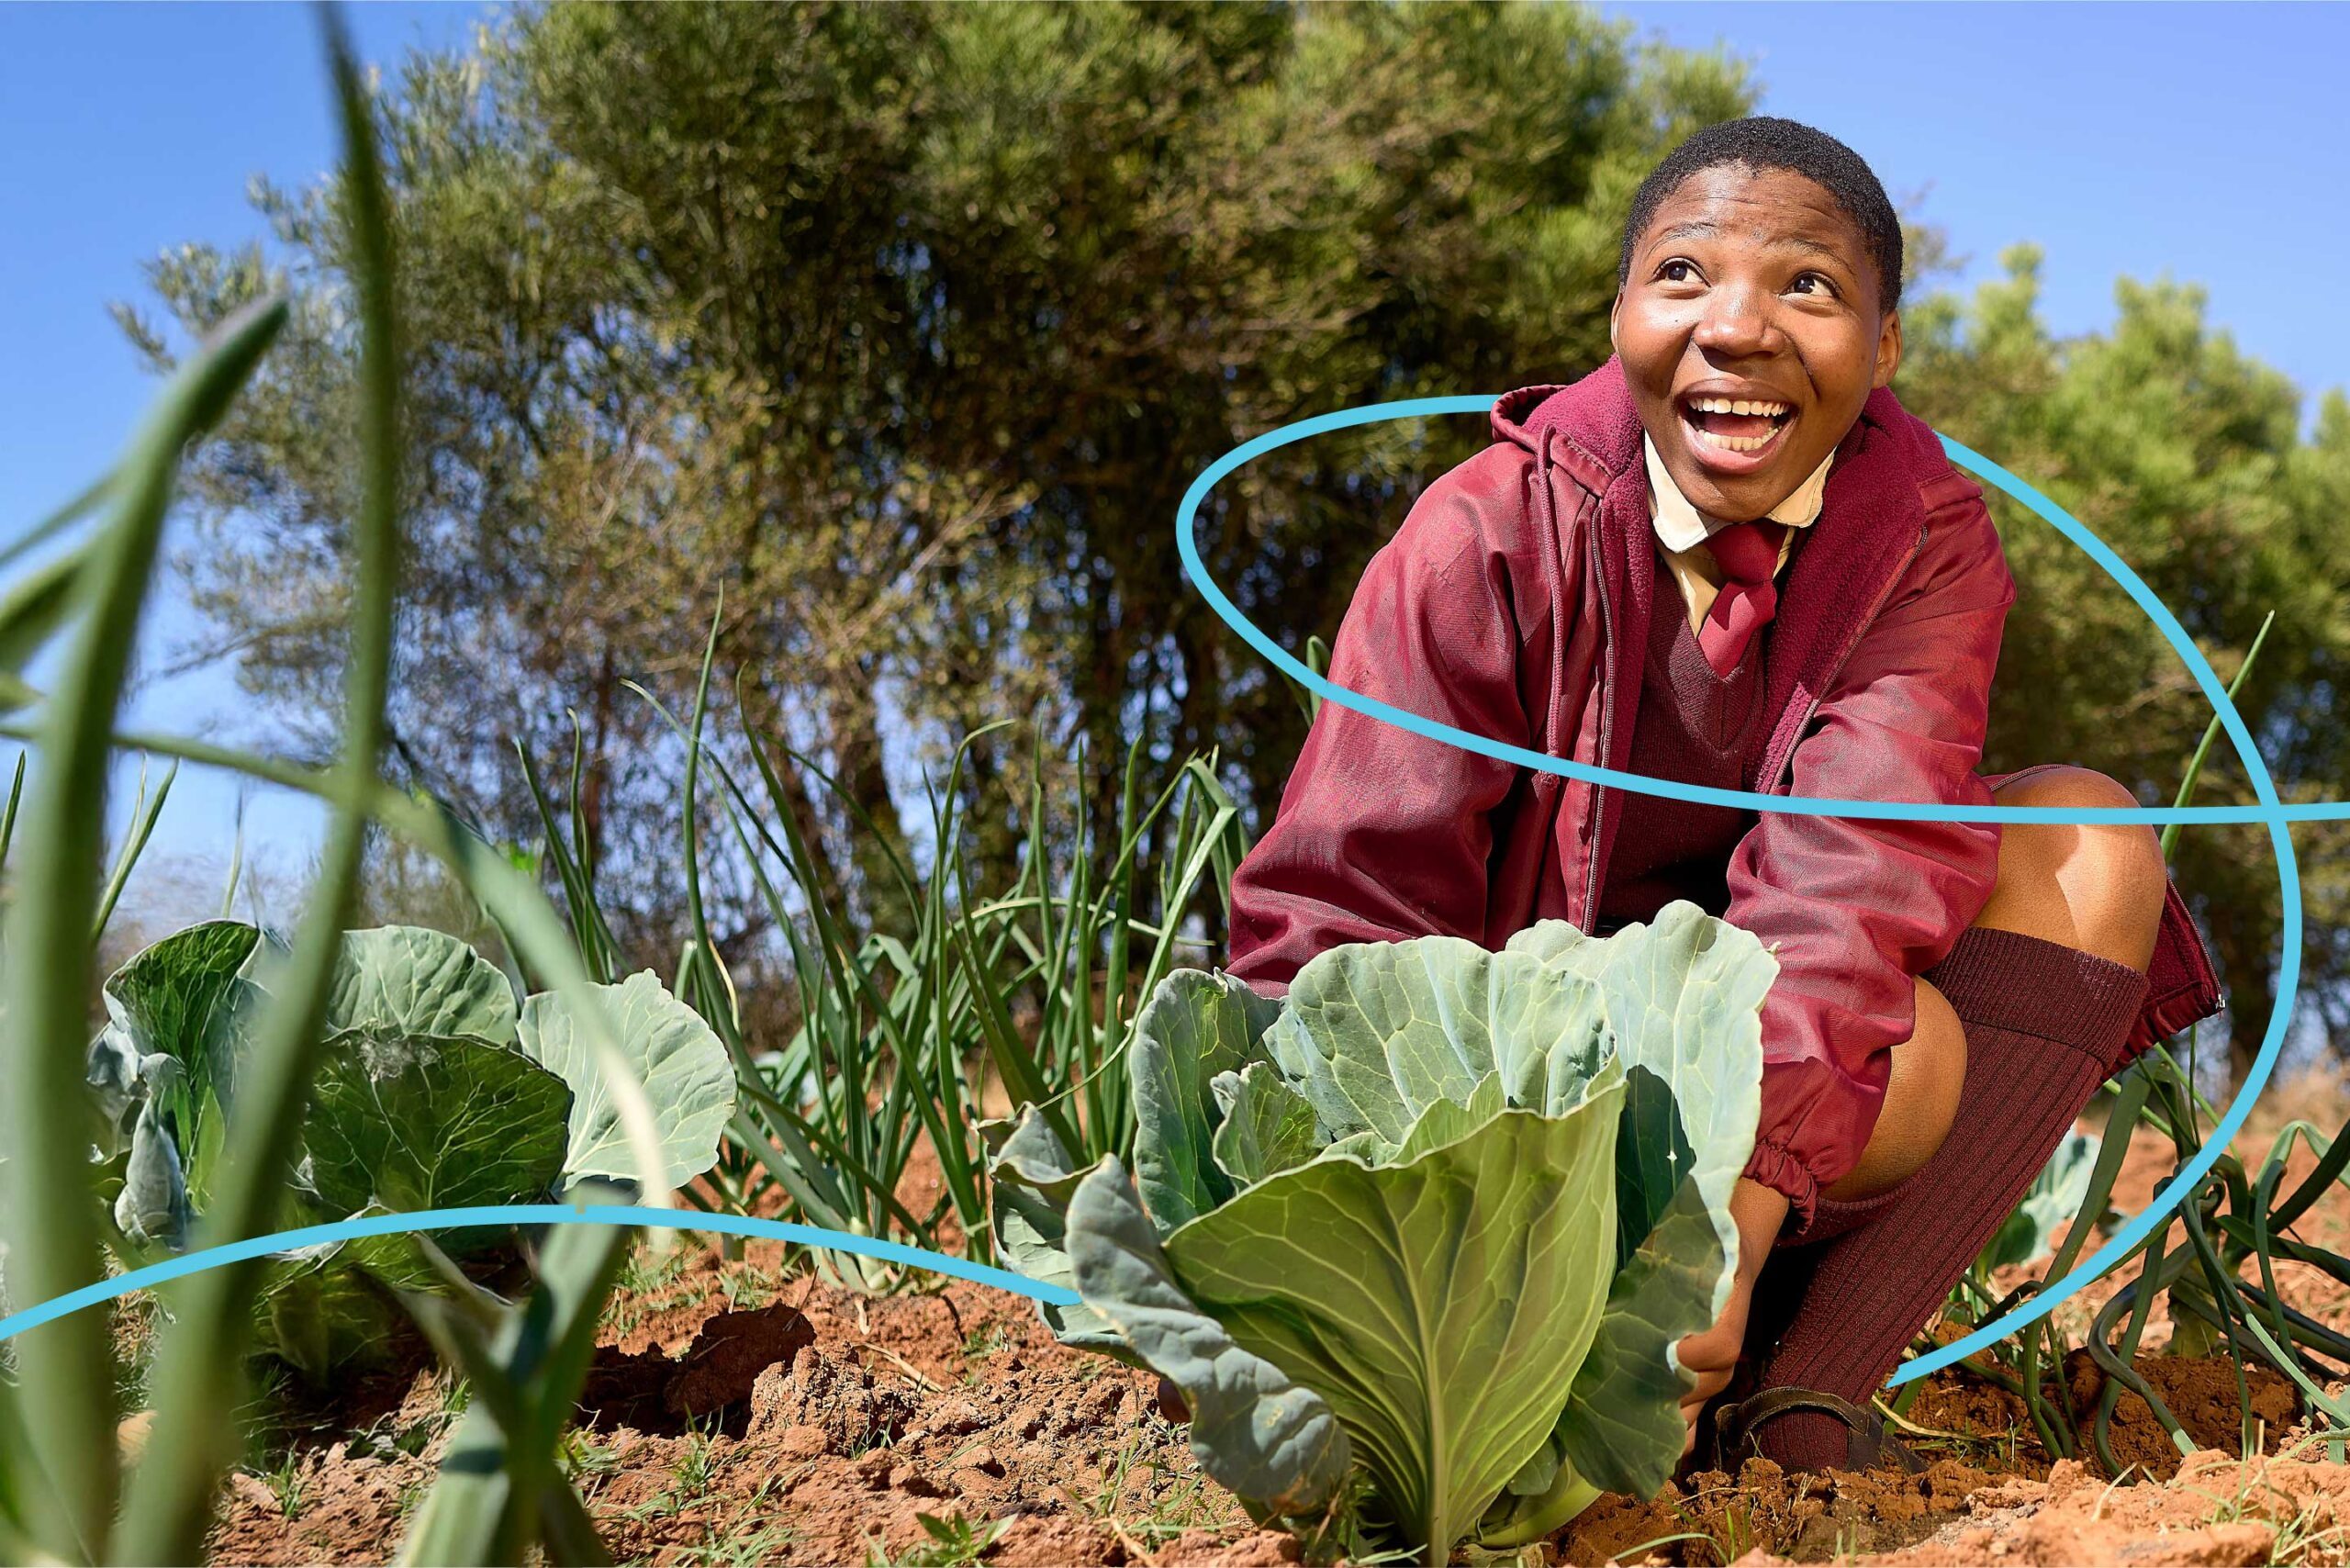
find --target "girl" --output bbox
[1222,116,2224,1474]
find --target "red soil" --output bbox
[194,1075,2350,1565]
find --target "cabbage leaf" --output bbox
[516,969,734,1193]
[82,922,733,1380]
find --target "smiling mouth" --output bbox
[1677,396,1796,464]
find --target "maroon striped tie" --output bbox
[1696,521,1789,677]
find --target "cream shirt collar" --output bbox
[1641,431,1836,552]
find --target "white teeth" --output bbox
[1690,421,1784,454]
[1688,395,1790,417]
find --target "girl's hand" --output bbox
[1673,1178,1792,1459]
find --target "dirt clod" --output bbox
[664,1302,816,1417]
[748,1343,918,1456]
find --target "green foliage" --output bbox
[320,924,520,1040]
[615,705,1248,1284]
[109,23,406,1550]
[989,902,1774,1561]
[0,19,672,1560]
[518,970,737,1192]
[0,276,294,1564]
[392,1188,635,1566]
[304,1036,568,1215]
[120,2,1754,993]
[868,1510,1009,1568]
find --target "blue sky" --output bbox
[2,1,2344,907]
[1603,1,2346,440]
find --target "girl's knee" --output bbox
[1827,977,1967,1201]
[1904,975,1967,1148]
[1985,767,2165,971]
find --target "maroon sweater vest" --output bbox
[1595,549,1781,932]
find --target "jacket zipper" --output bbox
[1582,483,1617,922]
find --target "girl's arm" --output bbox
[1724,482,2017,1235]
[1226,453,1548,995]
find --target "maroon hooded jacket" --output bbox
[1225,354,2223,1227]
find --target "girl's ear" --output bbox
[1874,308,1903,388]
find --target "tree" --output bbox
[1897,244,2350,1079]
[120,0,1751,963]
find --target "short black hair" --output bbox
[1617,116,1904,315]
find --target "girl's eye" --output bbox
[1791,272,1837,297]
[1660,259,1700,284]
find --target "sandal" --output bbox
[1707,1386,1928,1475]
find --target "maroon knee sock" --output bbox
[1740,926,2153,1471]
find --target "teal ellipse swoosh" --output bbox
[0,399,2311,1407]
[1170,394,2300,1384]
[0,1204,1081,1350]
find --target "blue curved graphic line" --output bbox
[0,400,2308,1410]
[0,1205,1081,1349]
[1174,397,2344,825]
[1896,436,2296,1382]
[1173,395,2300,1385]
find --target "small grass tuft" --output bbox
[716,1260,781,1313]
[670,1481,796,1567]
[864,1509,1008,1568]
[673,1418,721,1499]
[555,1428,620,1486]
[959,1322,1013,1361]
[248,1453,308,1523]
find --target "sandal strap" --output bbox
[1710,1386,1927,1475]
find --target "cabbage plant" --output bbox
[85,920,734,1378]
[986,901,1772,1561]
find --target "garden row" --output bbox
[3,17,2345,1565]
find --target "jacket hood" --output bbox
[1491,353,1907,493]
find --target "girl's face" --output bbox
[1611,162,1901,523]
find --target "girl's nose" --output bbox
[1693,279,1775,355]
